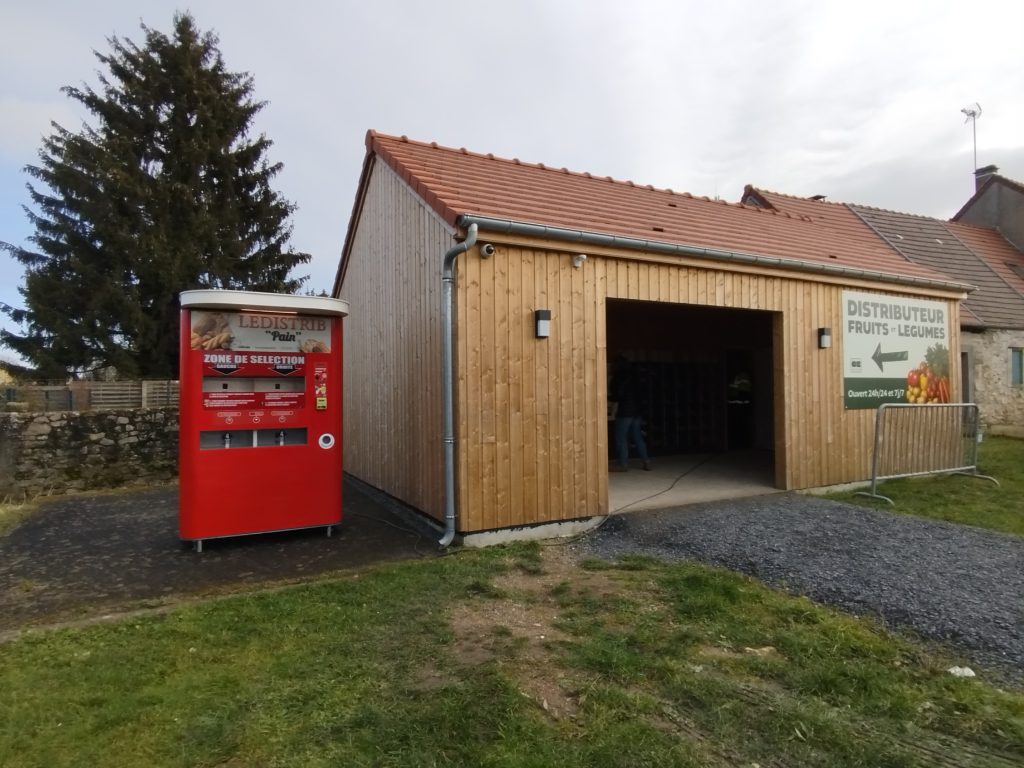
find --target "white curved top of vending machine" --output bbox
[180,289,349,317]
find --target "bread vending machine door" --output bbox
[178,290,350,551]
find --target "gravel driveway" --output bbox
[576,493,1024,679]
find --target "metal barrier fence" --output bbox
[88,380,143,409]
[23,385,74,412]
[856,403,999,504]
[4,380,179,412]
[86,380,179,409]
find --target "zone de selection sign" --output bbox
[842,290,949,409]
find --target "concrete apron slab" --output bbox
[460,516,605,548]
[464,451,779,546]
[609,450,778,514]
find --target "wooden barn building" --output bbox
[334,131,971,541]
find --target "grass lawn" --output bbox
[826,436,1024,537]
[0,500,38,536]
[2,544,1021,768]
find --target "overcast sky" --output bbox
[2,1,1023,363]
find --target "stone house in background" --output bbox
[744,170,1024,437]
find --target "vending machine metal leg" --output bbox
[195,539,203,553]
[326,525,333,538]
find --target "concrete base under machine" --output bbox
[608,450,778,514]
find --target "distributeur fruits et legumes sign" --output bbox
[842,290,952,410]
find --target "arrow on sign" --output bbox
[871,343,908,372]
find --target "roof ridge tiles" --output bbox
[749,186,849,208]
[354,130,965,290]
[755,186,954,221]
[370,130,772,214]
[985,174,1024,195]
[846,201,945,220]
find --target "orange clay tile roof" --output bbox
[359,131,963,290]
[747,188,983,328]
[740,186,920,268]
[948,222,1024,328]
[750,185,1024,329]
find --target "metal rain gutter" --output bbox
[439,222,478,547]
[457,215,974,295]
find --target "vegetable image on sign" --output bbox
[905,344,952,404]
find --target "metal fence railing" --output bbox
[140,380,180,408]
[855,403,999,504]
[23,385,74,412]
[3,380,179,413]
[88,381,143,410]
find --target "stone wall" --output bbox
[0,408,178,501]
[962,329,1024,437]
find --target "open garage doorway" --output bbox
[606,298,780,513]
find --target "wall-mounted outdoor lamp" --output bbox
[535,309,551,339]
[818,327,832,349]
[572,253,588,268]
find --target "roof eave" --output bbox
[333,134,379,297]
[458,214,975,296]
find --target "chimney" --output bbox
[974,164,999,192]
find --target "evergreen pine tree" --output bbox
[1,13,310,378]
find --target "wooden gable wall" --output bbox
[340,160,454,520]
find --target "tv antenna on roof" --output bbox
[961,103,982,171]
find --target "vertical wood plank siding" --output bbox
[455,245,960,532]
[341,171,962,533]
[340,161,454,520]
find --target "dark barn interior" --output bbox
[606,298,777,460]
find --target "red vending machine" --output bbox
[178,290,350,551]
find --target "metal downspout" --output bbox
[439,222,478,547]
